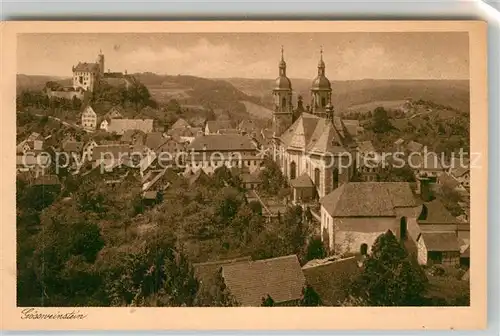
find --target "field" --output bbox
[346,100,409,114]
[241,100,273,119]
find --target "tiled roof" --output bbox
[218,128,240,135]
[421,232,460,252]
[357,140,375,153]
[92,144,131,161]
[280,113,351,154]
[171,118,191,130]
[394,138,405,145]
[221,255,306,306]
[406,140,424,153]
[449,158,470,178]
[206,120,232,133]
[144,132,168,151]
[418,199,457,224]
[241,171,262,184]
[320,182,417,217]
[302,256,361,306]
[73,62,100,73]
[290,173,315,188]
[187,134,256,152]
[107,119,154,135]
[193,257,252,292]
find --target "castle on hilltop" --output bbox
[71,50,130,92]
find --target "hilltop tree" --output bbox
[371,107,393,133]
[349,230,427,306]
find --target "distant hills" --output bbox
[17,74,470,122]
[223,78,470,114]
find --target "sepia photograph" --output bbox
[1,21,488,330]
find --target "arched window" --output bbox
[360,243,368,256]
[290,161,296,180]
[332,168,339,190]
[314,168,320,187]
[400,217,407,241]
[282,97,286,108]
[321,97,326,107]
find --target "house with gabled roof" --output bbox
[221,255,306,306]
[320,182,422,255]
[170,118,191,130]
[81,105,97,132]
[204,120,234,135]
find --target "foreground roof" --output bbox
[320,182,417,217]
[420,232,460,252]
[188,134,256,152]
[302,256,361,306]
[221,255,306,306]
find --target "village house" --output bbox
[204,120,234,135]
[302,255,362,306]
[16,153,50,177]
[82,140,98,162]
[447,158,470,189]
[342,119,365,140]
[170,118,191,130]
[81,106,98,132]
[356,140,380,182]
[16,132,44,154]
[221,255,306,306]
[412,199,470,267]
[185,134,263,175]
[91,144,132,172]
[106,119,154,135]
[319,182,421,255]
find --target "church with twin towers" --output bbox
[271,46,357,203]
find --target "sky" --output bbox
[17,32,469,80]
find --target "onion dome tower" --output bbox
[311,46,332,117]
[272,46,293,138]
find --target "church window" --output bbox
[282,97,286,108]
[321,97,326,107]
[290,161,297,179]
[332,168,339,190]
[314,168,320,187]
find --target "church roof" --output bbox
[311,75,331,90]
[275,75,292,90]
[320,182,417,217]
[279,113,351,154]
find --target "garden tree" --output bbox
[349,230,427,306]
[29,202,106,306]
[371,107,393,133]
[377,165,416,183]
[258,158,288,196]
[248,200,263,216]
[305,238,327,262]
[212,166,242,189]
[300,285,322,306]
[166,99,182,114]
[126,78,153,114]
[437,184,464,217]
[195,269,239,307]
[101,240,199,307]
[261,295,275,307]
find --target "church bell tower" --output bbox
[311,47,332,118]
[272,46,293,138]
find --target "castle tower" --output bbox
[272,46,293,138]
[311,47,332,118]
[97,50,105,75]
